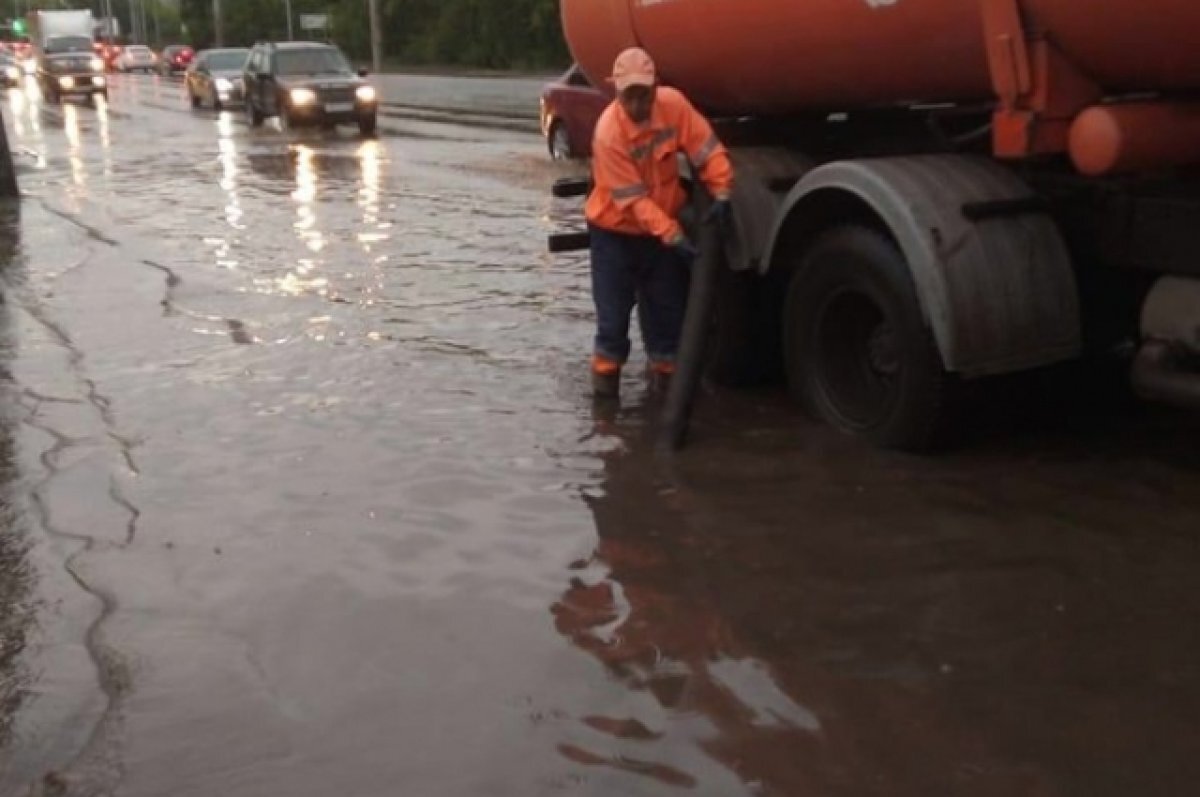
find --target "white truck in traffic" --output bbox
[27,9,107,104]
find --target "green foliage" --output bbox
[181,0,570,69]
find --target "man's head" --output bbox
[611,47,656,124]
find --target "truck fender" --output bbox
[724,147,814,272]
[762,155,1082,378]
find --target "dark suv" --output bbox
[243,41,378,136]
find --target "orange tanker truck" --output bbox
[558,0,1200,450]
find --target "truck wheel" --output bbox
[358,114,377,137]
[784,226,950,451]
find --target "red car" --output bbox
[158,45,194,75]
[539,64,611,160]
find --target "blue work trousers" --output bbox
[588,224,690,367]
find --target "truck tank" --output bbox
[562,0,1200,116]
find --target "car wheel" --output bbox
[783,226,952,451]
[358,114,377,137]
[548,121,572,160]
[190,90,200,109]
[279,107,292,132]
[213,95,223,112]
[247,100,264,127]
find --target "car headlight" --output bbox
[91,57,104,71]
[5,67,18,80]
[93,76,106,87]
[23,61,36,75]
[215,78,233,92]
[289,88,317,106]
[59,76,75,89]
[355,85,377,103]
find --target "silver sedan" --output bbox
[185,48,250,111]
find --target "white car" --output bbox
[117,45,156,73]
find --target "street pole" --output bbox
[129,0,140,43]
[368,0,382,73]
[284,0,293,41]
[212,0,222,47]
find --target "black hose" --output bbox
[659,193,721,451]
[547,231,590,253]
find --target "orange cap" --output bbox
[610,47,656,92]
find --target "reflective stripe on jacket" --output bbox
[585,87,733,243]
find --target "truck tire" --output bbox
[783,226,950,451]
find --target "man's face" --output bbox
[618,84,655,125]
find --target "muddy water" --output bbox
[0,75,1198,796]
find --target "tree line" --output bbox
[178,0,570,70]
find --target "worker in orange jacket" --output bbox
[586,47,734,398]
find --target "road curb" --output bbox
[378,104,539,134]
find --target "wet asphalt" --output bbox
[0,73,1198,797]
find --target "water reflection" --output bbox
[213,112,243,272]
[243,142,390,303]
[6,89,27,139]
[552,414,820,792]
[95,92,112,179]
[356,141,388,307]
[551,394,1200,795]
[62,104,87,196]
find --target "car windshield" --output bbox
[206,50,248,70]
[129,46,150,54]
[275,48,349,76]
[45,36,93,54]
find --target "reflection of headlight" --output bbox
[59,76,75,89]
[355,85,377,103]
[5,67,18,80]
[93,76,106,87]
[91,57,104,71]
[215,78,233,92]
[289,88,316,106]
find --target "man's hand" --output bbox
[667,233,699,262]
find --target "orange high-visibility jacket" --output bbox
[586,87,733,244]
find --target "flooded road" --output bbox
[0,74,1199,796]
